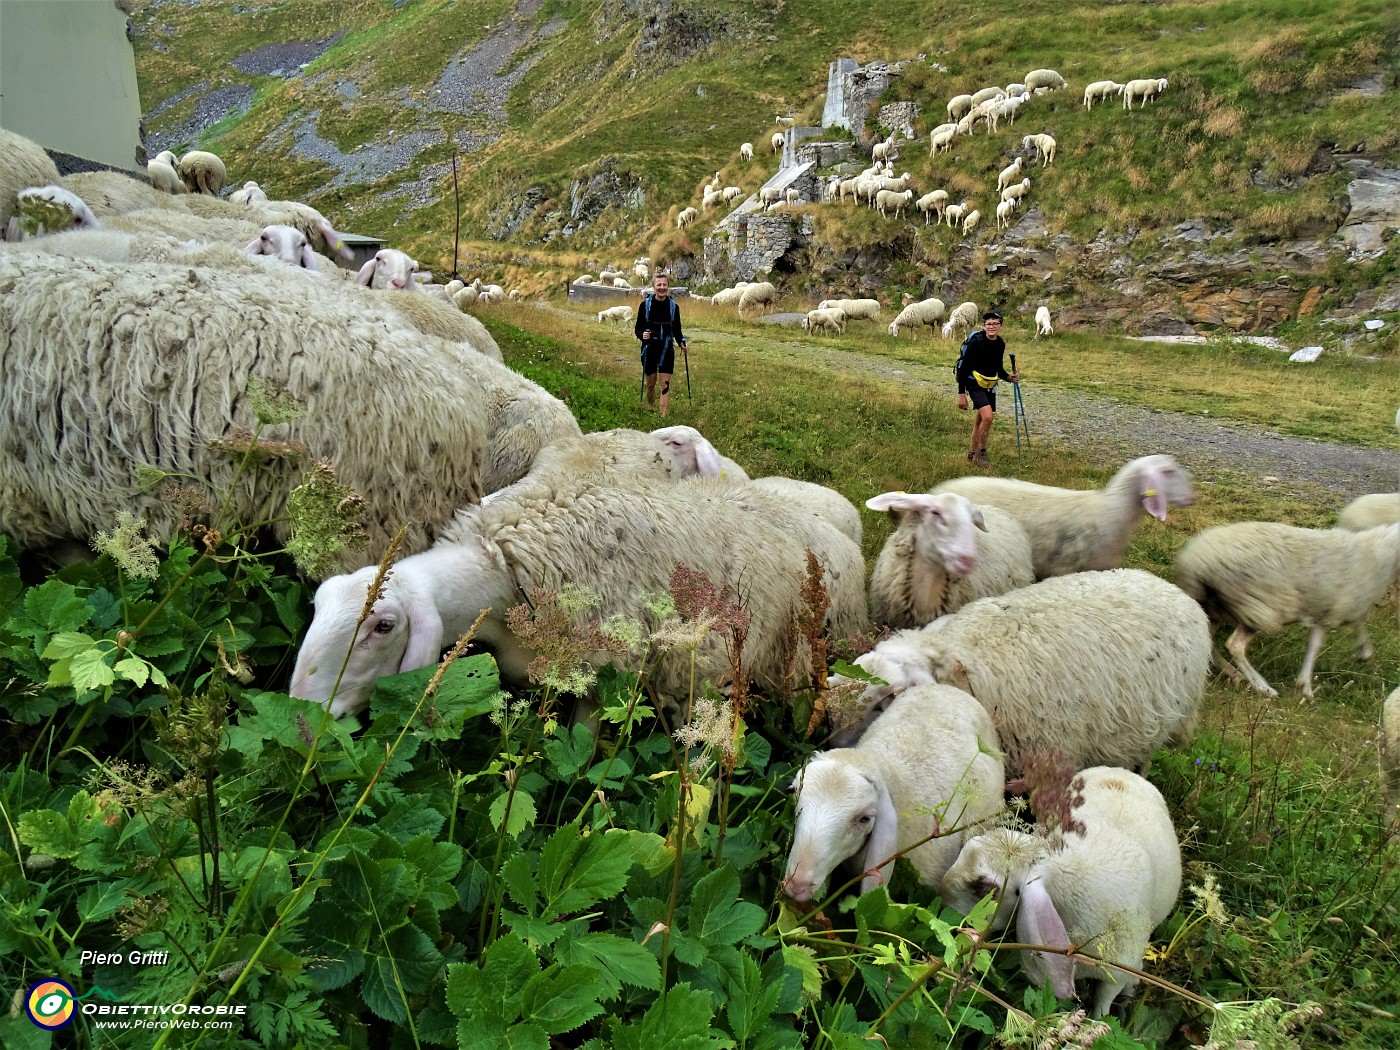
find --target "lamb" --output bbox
[996,199,1017,229]
[453,285,480,308]
[1000,178,1032,205]
[943,766,1181,1017]
[997,158,1025,192]
[865,491,1034,629]
[875,188,914,218]
[597,268,621,285]
[702,187,723,212]
[941,301,980,339]
[1174,522,1400,698]
[936,454,1194,579]
[245,224,318,270]
[1024,69,1068,92]
[1123,78,1169,109]
[750,477,862,545]
[737,280,777,316]
[1022,133,1057,167]
[290,476,868,716]
[839,569,1210,772]
[178,150,227,195]
[817,298,881,323]
[961,209,982,235]
[917,190,950,224]
[1337,493,1399,531]
[930,127,958,154]
[888,298,947,339]
[740,142,754,161]
[148,151,186,195]
[0,250,490,571]
[1083,80,1125,109]
[803,307,847,336]
[0,128,63,232]
[573,274,595,285]
[722,185,743,203]
[229,180,268,205]
[357,248,419,290]
[771,131,785,153]
[955,110,985,137]
[943,200,970,227]
[5,186,101,238]
[1005,82,1028,98]
[1034,305,1053,338]
[947,94,975,121]
[782,685,1005,902]
[676,207,699,229]
[597,304,635,325]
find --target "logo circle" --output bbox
[26,979,76,1029]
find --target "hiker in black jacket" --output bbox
[955,310,1018,468]
[634,273,687,417]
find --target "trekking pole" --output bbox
[682,342,692,400]
[1010,353,1031,459]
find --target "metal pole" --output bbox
[683,344,692,400]
[1010,353,1030,459]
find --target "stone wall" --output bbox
[703,212,814,284]
[831,59,909,140]
[876,102,918,140]
[795,140,855,171]
[822,58,859,130]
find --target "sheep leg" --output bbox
[1355,623,1373,662]
[1294,623,1328,698]
[1225,626,1278,697]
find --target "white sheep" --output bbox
[875,188,914,218]
[947,94,974,121]
[1000,178,1032,205]
[676,206,699,229]
[1123,78,1169,109]
[737,281,778,316]
[1034,305,1053,338]
[784,187,802,205]
[930,127,958,154]
[740,142,754,161]
[941,301,979,339]
[453,285,480,308]
[917,190,949,224]
[771,131,785,154]
[1024,69,1068,92]
[147,151,186,195]
[997,157,1025,192]
[597,304,634,325]
[356,248,419,290]
[961,208,982,235]
[245,224,318,270]
[710,282,751,307]
[782,685,1005,902]
[1083,80,1125,109]
[1337,493,1399,531]
[1005,82,1028,97]
[1,128,63,233]
[872,139,893,163]
[749,477,862,545]
[634,261,650,282]
[721,185,743,203]
[936,454,1194,579]
[943,766,1181,1017]
[1022,133,1057,167]
[444,279,465,297]
[178,150,226,195]
[1175,522,1400,698]
[803,307,847,336]
[511,427,726,496]
[943,200,970,227]
[701,187,723,212]
[970,86,1005,107]
[597,268,621,285]
[987,94,1031,133]
[611,277,629,288]
[817,298,881,323]
[229,180,268,205]
[650,425,750,481]
[841,569,1210,771]
[758,186,782,206]
[996,199,1017,228]
[887,298,947,339]
[290,476,867,716]
[865,491,1034,629]
[6,185,101,238]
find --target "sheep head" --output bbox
[866,491,986,577]
[941,827,1040,929]
[246,224,318,271]
[357,248,420,290]
[784,755,898,902]
[1125,454,1193,521]
[651,425,724,478]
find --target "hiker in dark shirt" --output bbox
[634,273,687,417]
[955,310,1017,468]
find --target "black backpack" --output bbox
[952,329,979,383]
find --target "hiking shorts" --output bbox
[966,384,997,412]
[641,339,675,376]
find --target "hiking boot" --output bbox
[967,450,976,462]
[974,449,991,468]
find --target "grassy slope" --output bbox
[131,0,1400,275]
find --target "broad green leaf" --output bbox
[782,945,824,1005]
[445,934,539,1024]
[543,723,595,779]
[67,646,116,693]
[368,654,501,739]
[77,881,127,924]
[112,656,151,688]
[609,983,732,1050]
[490,790,537,839]
[18,808,79,859]
[360,925,444,1022]
[518,963,609,1035]
[41,631,96,661]
[404,835,462,911]
[554,931,662,993]
[500,852,539,915]
[457,1020,548,1050]
[689,866,766,949]
[25,579,92,635]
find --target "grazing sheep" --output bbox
[996,199,1017,229]
[943,200,971,227]
[961,209,982,235]
[597,304,635,325]
[1001,178,1032,205]
[290,476,868,716]
[1,128,63,232]
[866,491,1034,629]
[841,569,1210,772]
[740,142,754,161]
[702,186,723,212]
[573,274,595,285]
[597,268,621,285]
[611,277,629,288]
[229,180,268,205]
[750,477,862,545]
[1024,69,1068,92]
[970,86,1006,107]
[453,285,480,308]
[803,307,847,336]
[771,131,785,153]
[651,425,750,481]
[930,127,959,154]
[943,767,1181,1017]
[1022,133,1057,167]
[357,248,419,290]
[917,190,950,224]
[5,186,101,238]
[988,93,1030,132]
[148,151,186,195]
[676,206,699,229]
[1083,80,1126,109]
[178,150,226,195]
[947,94,975,121]
[997,157,1025,192]
[941,301,980,339]
[936,454,1194,579]
[0,251,490,571]
[710,282,751,307]
[737,280,778,317]
[1337,493,1400,531]
[1175,522,1400,698]
[888,298,947,339]
[244,224,319,271]
[783,685,1005,901]
[634,261,650,282]
[56,169,167,220]
[721,185,743,203]
[818,298,881,323]
[1123,77,1169,109]
[875,188,914,218]
[1034,305,1053,338]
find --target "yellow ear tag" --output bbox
[1143,489,1158,497]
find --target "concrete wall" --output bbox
[0,1,144,171]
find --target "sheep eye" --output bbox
[857,814,873,826]
[372,619,395,634]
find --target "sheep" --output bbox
[1005,82,1028,98]
[709,171,722,189]
[817,298,881,323]
[573,274,595,285]
[930,127,959,155]
[872,139,893,163]
[229,180,268,205]
[612,277,630,288]
[997,158,1025,192]
[148,151,186,195]
[1024,69,1068,92]
[52,169,166,222]
[1000,178,1032,205]
[782,684,1005,902]
[5,186,101,238]
[0,128,63,232]
[650,425,750,481]
[1083,80,1125,109]
[634,261,650,282]
[943,200,971,227]
[1123,77,1169,109]
[244,223,319,271]
[1034,305,1053,338]
[961,209,982,235]
[512,428,713,495]
[175,193,350,262]
[1022,133,1057,167]
[803,307,847,337]
[750,477,862,545]
[988,94,1030,132]
[875,188,914,219]
[444,279,465,297]
[970,86,1006,107]
[865,491,1034,629]
[676,206,699,229]
[710,282,750,307]
[771,131,785,154]
[887,298,947,339]
[758,186,782,206]
[453,285,480,308]
[947,94,975,121]
[360,285,505,363]
[943,766,1181,1017]
[178,150,226,195]
[0,250,491,572]
[290,476,868,716]
[936,454,1193,580]
[784,187,802,205]
[1383,687,1400,829]
[917,190,950,224]
[955,110,985,137]
[737,280,777,317]
[941,301,979,339]
[841,569,1210,771]
[721,185,743,203]
[357,248,419,290]
[740,142,754,161]
[597,268,621,285]
[1337,493,1399,531]
[1175,522,1400,698]
[597,304,635,325]
[701,186,723,212]
[996,199,1017,229]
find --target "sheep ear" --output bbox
[970,505,988,532]
[866,491,936,517]
[1138,463,1169,521]
[859,775,900,895]
[398,593,444,673]
[355,258,377,286]
[1017,877,1076,1002]
[300,243,320,271]
[691,438,723,478]
[244,237,264,257]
